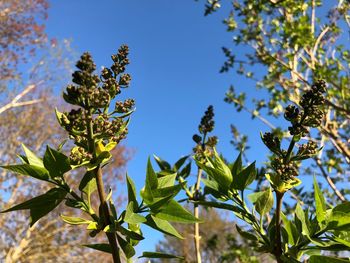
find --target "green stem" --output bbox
[274,191,284,263]
[87,113,121,263]
[194,168,202,263]
[95,166,121,263]
[285,138,295,162]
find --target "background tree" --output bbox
[197,0,350,204]
[156,207,272,263]
[0,0,48,82]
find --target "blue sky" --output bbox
[46,0,278,257]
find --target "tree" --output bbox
[197,0,350,203]
[0,0,48,81]
[156,207,268,263]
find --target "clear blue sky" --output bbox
[46,0,275,257]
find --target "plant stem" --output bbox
[194,168,202,263]
[95,165,121,263]
[87,113,121,263]
[274,191,284,263]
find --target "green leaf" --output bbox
[139,251,184,259]
[232,161,256,190]
[2,188,67,226]
[333,231,350,248]
[83,243,111,254]
[0,164,49,182]
[153,155,171,171]
[79,171,96,210]
[17,154,29,164]
[155,200,201,223]
[126,174,138,211]
[327,202,350,230]
[196,153,232,191]
[55,108,66,127]
[148,194,174,212]
[104,141,117,152]
[157,172,177,188]
[194,200,245,214]
[152,185,181,199]
[117,234,135,259]
[65,198,88,212]
[173,155,189,171]
[147,157,158,189]
[145,215,183,239]
[281,213,299,246]
[179,162,191,179]
[314,176,327,225]
[124,202,147,224]
[248,191,265,203]
[21,144,43,167]
[295,202,310,237]
[236,225,258,241]
[231,153,242,176]
[208,148,233,186]
[309,255,350,263]
[141,158,158,204]
[43,145,71,178]
[116,224,144,241]
[254,187,273,215]
[86,221,98,230]
[60,215,92,225]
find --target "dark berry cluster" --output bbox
[92,115,127,143]
[192,105,217,161]
[199,105,215,134]
[115,99,135,113]
[285,80,326,136]
[262,132,281,155]
[58,45,135,164]
[297,141,318,156]
[70,146,93,165]
[262,80,326,186]
[271,157,298,181]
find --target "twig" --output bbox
[0,83,43,115]
[311,0,315,35]
[314,158,346,202]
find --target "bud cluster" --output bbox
[262,132,281,155]
[193,105,217,162]
[285,80,326,136]
[58,45,135,164]
[92,115,127,143]
[199,105,215,134]
[271,157,298,181]
[115,99,135,113]
[262,80,326,187]
[297,141,318,156]
[70,146,93,165]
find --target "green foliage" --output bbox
[154,79,350,262]
[1,187,67,226]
